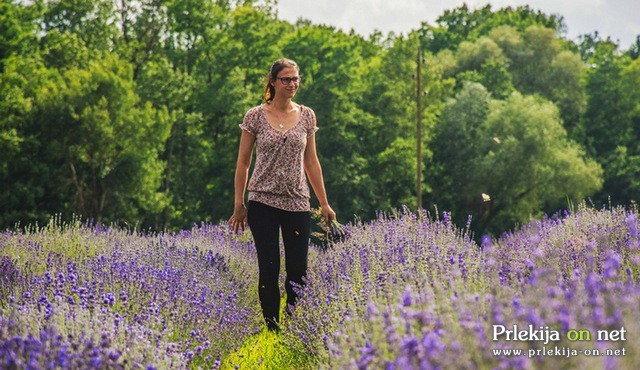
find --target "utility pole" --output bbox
[416,46,423,211]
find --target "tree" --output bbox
[453,35,513,98]
[0,0,42,65]
[627,36,640,60]
[357,34,422,212]
[164,0,231,73]
[429,83,602,236]
[575,31,619,65]
[42,0,116,52]
[0,0,627,234]
[581,57,640,205]
[506,26,585,128]
[447,24,586,131]
[0,55,53,227]
[421,4,565,54]
[28,53,171,223]
[354,32,454,214]
[428,83,491,222]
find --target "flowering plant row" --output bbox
[2,206,639,368]
[1,221,261,368]
[286,206,639,369]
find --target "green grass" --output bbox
[220,295,315,370]
[220,329,314,370]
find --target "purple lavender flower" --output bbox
[402,289,412,307]
[356,342,376,369]
[442,211,452,228]
[481,235,492,251]
[602,250,622,279]
[626,213,638,239]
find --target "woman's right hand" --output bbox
[227,204,248,234]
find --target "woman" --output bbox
[228,58,336,331]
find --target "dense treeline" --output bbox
[1,0,639,236]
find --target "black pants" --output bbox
[247,201,310,330]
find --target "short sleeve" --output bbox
[306,107,319,137]
[239,107,259,136]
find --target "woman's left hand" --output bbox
[321,204,336,225]
[227,204,248,234]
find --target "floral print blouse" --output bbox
[239,104,318,212]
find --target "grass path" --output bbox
[220,296,315,370]
[220,329,313,370]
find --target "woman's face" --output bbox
[272,67,301,100]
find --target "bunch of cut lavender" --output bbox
[309,207,349,251]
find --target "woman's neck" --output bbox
[270,97,293,112]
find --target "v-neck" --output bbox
[260,105,304,134]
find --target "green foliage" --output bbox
[0,0,42,64]
[575,32,620,65]
[0,54,57,227]
[0,51,170,227]
[45,54,170,222]
[448,24,586,129]
[42,0,116,52]
[0,2,633,236]
[581,57,640,205]
[429,83,602,236]
[422,3,566,53]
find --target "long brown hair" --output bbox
[263,58,299,103]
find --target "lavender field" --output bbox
[1,205,639,369]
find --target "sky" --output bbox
[275,0,640,49]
